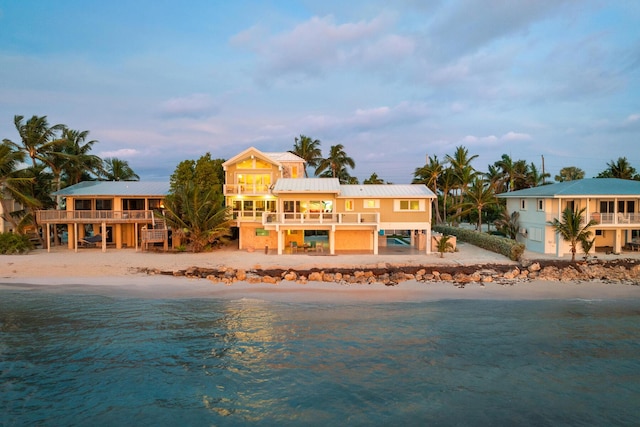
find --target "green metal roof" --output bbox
[55,181,170,197]
[497,178,640,198]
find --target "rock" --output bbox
[262,275,277,284]
[284,272,297,281]
[308,272,323,282]
[528,262,541,272]
[235,270,247,281]
[482,276,493,283]
[440,273,453,281]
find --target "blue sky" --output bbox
[1,0,638,183]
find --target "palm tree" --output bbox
[455,177,498,231]
[4,115,64,168]
[60,128,102,185]
[363,172,385,184]
[548,207,598,262]
[100,158,139,181]
[596,157,640,180]
[446,146,479,216]
[162,182,232,252]
[413,155,443,224]
[0,142,38,232]
[525,162,550,188]
[315,144,355,183]
[439,168,456,224]
[291,135,322,177]
[485,164,505,193]
[436,234,454,258]
[555,166,584,182]
[494,208,520,239]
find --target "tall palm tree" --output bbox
[413,155,443,224]
[315,144,355,183]
[100,158,139,181]
[291,135,322,177]
[439,168,456,224]
[555,166,585,182]
[485,164,505,193]
[494,208,520,239]
[4,115,64,168]
[455,177,498,231]
[548,207,598,262]
[525,162,550,188]
[446,146,479,208]
[596,157,640,180]
[0,142,38,232]
[60,128,102,185]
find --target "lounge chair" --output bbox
[617,213,630,224]
[80,234,103,247]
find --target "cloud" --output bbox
[501,131,532,141]
[157,93,218,119]
[231,14,414,80]
[98,148,140,158]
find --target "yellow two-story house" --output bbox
[224,147,436,255]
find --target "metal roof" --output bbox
[264,152,305,163]
[339,184,435,198]
[497,178,640,198]
[272,178,341,193]
[54,181,170,197]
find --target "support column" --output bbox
[373,229,379,255]
[101,222,107,252]
[135,223,139,251]
[46,223,51,252]
[74,223,79,252]
[329,227,335,255]
[277,228,284,255]
[614,229,622,254]
[426,227,431,254]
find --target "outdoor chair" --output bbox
[79,234,103,247]
[617,213,630,224]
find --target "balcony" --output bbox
[224,183,271,196]
[263,212,379,226]
[37,210,157,224]
[590,212,640,226]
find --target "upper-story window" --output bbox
[364,199,380,209]
[520,199,526,210]
[96,199,113,211]
[237,157,271,169]
[396,200,423,211]
[537,199,544,211]
[345,200,354,211]
[123,199,145,210]
[75,199,92,210]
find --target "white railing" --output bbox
[590,212,640,225]
[263,212,379,225]
[37,210,156,223]
[224,184,271,195]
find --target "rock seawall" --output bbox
[140,259,640,286]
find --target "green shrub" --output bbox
[432,225,525,261]
[0,233,34,254]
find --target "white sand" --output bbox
[2,244,639,302]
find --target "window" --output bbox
[149,199,163,210]
[537,199,544,211]
[566,200,575,212]
[520,199,526,210]
[345,200,354,211]
[75,199,92,210]
[283,200,300,213]
[95,199,113,211]
[363,199,379,209]
[255,228,269,236]
[397,200,422,211]
[530,227,543,242]
[123,199,144,210]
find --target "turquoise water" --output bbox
[2,289,640,426]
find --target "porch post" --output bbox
[46,223,51,252]
[277,227,283,255]
[101,222,107,252]
[329,227,335,255]
[426,227,432,255]
[74,223,79,252]
[373,229,379,255]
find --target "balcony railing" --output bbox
[224,184,271,195]
[263,212,379,226]
[37,210,157,223]
[590,212,640,225]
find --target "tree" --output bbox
[580,237,595,261]
[555,166,584,182]
[413,155,443,224]
[525,162,551,188]
[60,128,102,186]
[0,142,38,233]
[494,154,520,192]
[162,182,231,253]
[4,115,64,168]
[596,157,640,180]
[494,209,520,239]
[548,207,597,262]
[435,234,454,258]
[315,144,355,183]
[291,135,322,177]
[454,177,498,231]
[363,172,385,184]
[100,158,139,181]
[170,153,224,203]
[446,146,479,215]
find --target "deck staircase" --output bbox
[141,218,169,251]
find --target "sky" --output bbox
[1,0,638,183]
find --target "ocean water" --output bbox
[1,289,639,426]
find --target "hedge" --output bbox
[432,225,525,261]
[0,232,34,254]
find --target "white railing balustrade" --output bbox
[263,212,379,225]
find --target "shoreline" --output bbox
[2,246,640,302]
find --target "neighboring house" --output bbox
[224,147,436,255]
[497,178,640,257]
[37,181,170,252]
[0,195,21,233]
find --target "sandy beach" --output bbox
[2,242,640,302]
